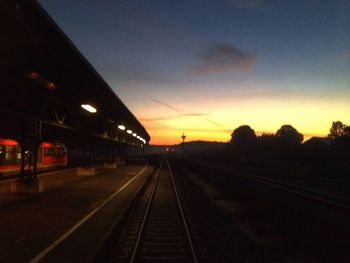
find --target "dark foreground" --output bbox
[0,156,349,262]
[175,156,350,262]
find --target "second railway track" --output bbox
[187,158,350,211]
[99,155,204,263]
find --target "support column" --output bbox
[77,145,95,176]
[104,145,117,168]
[12,140,44,192]
[18,140,40,181]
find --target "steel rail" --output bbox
[188,157,347,185]
[129,155,164,263]
[216,165,350,203]
[166,156,199,263]
[187,158,350,210]
[215,160,346,184]
[214,165,350,210]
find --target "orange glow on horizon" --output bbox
[148,129,325,145]
[126,80,350,146]
[140,95,350,145]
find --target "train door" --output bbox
[37,146,43,168]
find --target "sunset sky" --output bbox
[39,0,350,145]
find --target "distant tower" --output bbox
[181,133,186,158]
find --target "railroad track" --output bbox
[187,158,350,211]
[215,165,350,210]
[99,155,202,263]
[217,162,350,196]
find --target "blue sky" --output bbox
[39,0,350,144]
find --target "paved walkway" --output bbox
[0,164,153,262]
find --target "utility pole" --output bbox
[181,133,186,158]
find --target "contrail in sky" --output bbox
[148,96,225,128]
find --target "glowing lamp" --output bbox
[47,82,56,89]
[118,125,126,130]
[28,72,39,79]
[132,133,137,137]
[81,104,97,113]
[127,130,132,134]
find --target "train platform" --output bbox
[0,163,153,262]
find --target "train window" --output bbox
[44,148,49,156]
[44,147,55,156]
[5,146,11,161]
[14,146,20,163]
[0,146,5,163]
[55,146,67,157]
[0,146,19,165]
[55,146,62,157]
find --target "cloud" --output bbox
[140,120,172,130]
[193,43,259,73]
[185,113,210,117]
[105,63,178,84]
[141,117,174,122]
[182,128,231,133]
[227,0,264,10]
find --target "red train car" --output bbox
[0,139,21,174]
[0,139,67,176]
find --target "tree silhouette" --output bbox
[328,121,346,138]
[259,133,275,141]
[257,133,279,156]
[230,125,257,153]
[275,125,303,144]
[343,126,350,137]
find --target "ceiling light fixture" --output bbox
[118,125,126,130]
[81,104,97,113]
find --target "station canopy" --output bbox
[0,0,150,146]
